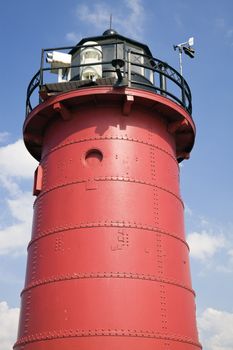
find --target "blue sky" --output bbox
[0,0,233,349]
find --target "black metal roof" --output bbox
[70,29,153,57]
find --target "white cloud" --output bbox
[0,132,10,143]
[69,0,146,41]
[0,186,33,255]
[187,231,226,261]
[184,203,193,216]
[0,301,19,350]
[0,191,34,256]
[76,3,110,31]
[227,249,233,268]
[0,139,37,179]
[198,308,233,350]
[0,139,37,256]
[214,18,233,45]
[0,173,21,197]
[66,31,81,43]
[0,219,32,256]
[0,189,34,256]
[185,208,233,271]
[7,193,34,223]
[217,248,233,273]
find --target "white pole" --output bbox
[179,48,183,76]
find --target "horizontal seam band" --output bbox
[35,176,183,207]
[14,329,201,348]
[21,271,195,296]
[28,222,189,250]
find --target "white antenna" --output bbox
[110,14,112,29]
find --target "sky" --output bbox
[0,0,233,349]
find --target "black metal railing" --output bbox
[26,41,192,117]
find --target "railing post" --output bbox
[181,75,186,108]
[26,98,29,117]
[40,49,44,87]
[123,41,126,78]
[39,49,45,104]
[127,49,131,88]
[159,63,167,96]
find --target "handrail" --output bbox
[26,70,40,116]
[25,42,192,117]
[129,50,192,112]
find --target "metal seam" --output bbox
[34,176,183,207]
[21,272,195,296]
[40,136,178,165]
[35,179,86,203]
[27,222,189,249]
[14,329,201,348]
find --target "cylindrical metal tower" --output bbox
[14,30,201,349]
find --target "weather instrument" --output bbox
[174,37,195,75]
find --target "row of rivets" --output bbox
[34,176,183,208]
[14,328,202,347]
[21,271,195,296]
[41,135,178,166]
[28,221,189,250]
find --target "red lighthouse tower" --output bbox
[15,29,201,350]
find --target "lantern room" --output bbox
[44,29,155,86]
[25,29,194,163]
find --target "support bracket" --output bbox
[168,118,188,134]
[53,102,71,120]
[123,94,134,116]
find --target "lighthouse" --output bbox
[14,29,202,350]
